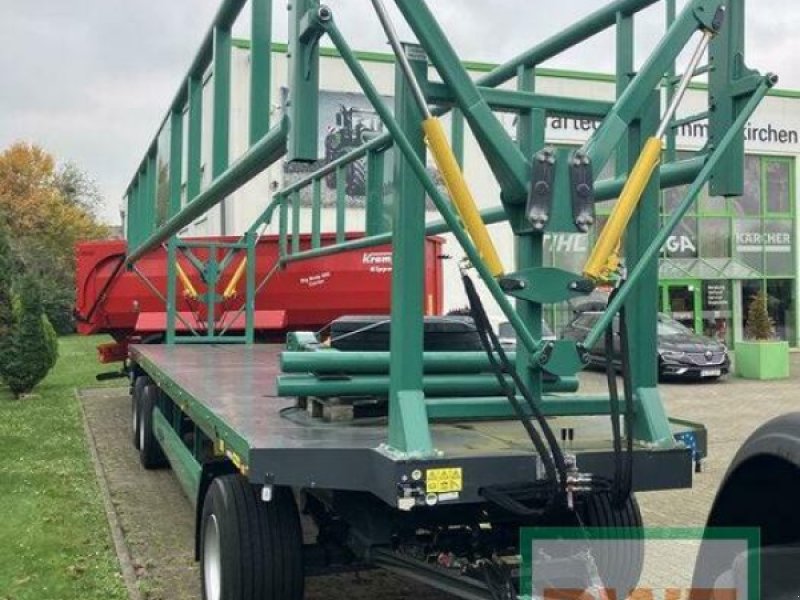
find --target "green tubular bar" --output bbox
[583,0,713,174]
[277,374,579,398]
[320,16,540,358]
[395,0,529,202]
[585,74,776,348]
[152,408,202,506]
[127,117,289,264]
[278,156,705,266]
[281,351,521,374]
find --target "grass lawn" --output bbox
[0,335,128,600]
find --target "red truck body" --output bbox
[75,234,444,362]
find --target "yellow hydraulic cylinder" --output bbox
[583,136,662,281]
[423,117,504,278]
[223,257,247,299]
[176,262,199,299]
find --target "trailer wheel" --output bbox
[138,382,168,469]
[131,375,151,450]
[579,493,643,597]
[200,475,304,600]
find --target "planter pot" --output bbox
[734,340,790,380]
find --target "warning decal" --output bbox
[425,467,463,493]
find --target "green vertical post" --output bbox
[146,154,158,240]
[166,238,178,344]
[626,92,672,444]
[213,25,232,233]
[245,232,256,343]
[288,0,320,162]
[187,77,203,203]
[366,150,386,236]
[311,179,321,248]
[616,12,634,177]
[278,195,288,257]
[249,0,272,145]
[515,65,545,399]
[664,0,677,163]
[335,166,346,244]
[206,245,219,338]
[291,190,301,254]
[387,43,433,456]
[169,110,184,217]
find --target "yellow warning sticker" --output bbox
[426,467,463,493]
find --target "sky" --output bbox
[1,1,797,226]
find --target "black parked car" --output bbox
[562,311,730,380]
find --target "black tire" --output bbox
[131,375,151,450]
[138,382,168,469]
[200,475,304,600]
[579,493,644,598]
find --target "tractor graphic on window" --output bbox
[324,105,383,197]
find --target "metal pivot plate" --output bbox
[526,147,556,231]
[499,267,594,305]
[569,150,595,232]
[535,340,590,377]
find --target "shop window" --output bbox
[766,279,795,343]
[663,216,697,258]
[732,155,762,216]
[698,217,730,258]
[763,219,794,276]
[702,280,732,345]
[733,218,763,272]
[741,280,763,338]
[765,159,792,215]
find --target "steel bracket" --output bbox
[692,0,725,32]
[526,147,556,232]
[569,150,595,233]
[499,267,594,305]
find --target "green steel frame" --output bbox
[123,0,772,457]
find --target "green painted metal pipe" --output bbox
[584,75,776,349]
[153,408,201,506]
[127,117,289,264]
[125,0,246,196]
[583,0,702,174]
[396,0,530,202]
[281,351,520,374]
[477,0,661,89]
[321,17,540,356]
[277,373,577,397]
[423,82,614,118]
[250,0,272,145]
[279,156,706,266]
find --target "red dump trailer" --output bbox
[75,234,444,362]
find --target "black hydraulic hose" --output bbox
[617,292,635,503]
[604,300,625,504]
[605,286,635,507]
[462,274,566,513]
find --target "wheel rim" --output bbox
[203,514,222,600]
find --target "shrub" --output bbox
[0,275,59,398]
[744,290,775,341]
[0,221,14,380]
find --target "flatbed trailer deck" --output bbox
[132,343,697,507]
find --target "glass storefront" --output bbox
[543,152,797,347]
